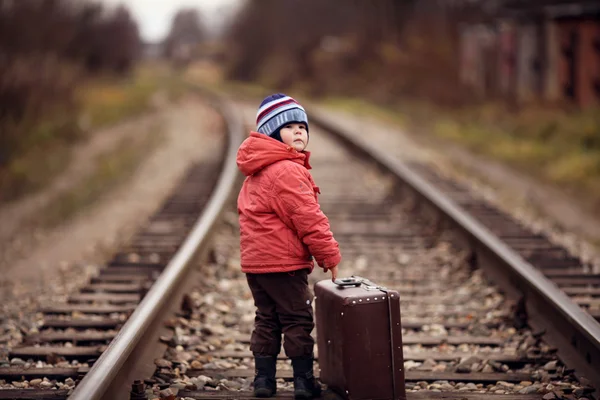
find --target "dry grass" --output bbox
[37,128,164,227]
[1,63,188,204]
[0,143,73,202]
[429,104,600,209]
[324,97,600,213]
[78,64,186,130]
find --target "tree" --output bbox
[0,0,141,175]
[163,8,206,65]
[102,6,140,73]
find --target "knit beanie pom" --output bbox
[256,93,309,137]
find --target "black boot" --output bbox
[253,355,277,398]
[292,356,322,399]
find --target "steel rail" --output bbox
[309,109,600,388]
[69,88,244,400]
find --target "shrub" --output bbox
[0,55,81,168]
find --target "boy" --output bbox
[237,94,341,399]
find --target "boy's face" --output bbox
[280,123,308,152]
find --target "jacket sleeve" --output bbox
[269,164,341,269]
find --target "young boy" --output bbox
[237,94,341,399]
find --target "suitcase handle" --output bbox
[333,277,363,287]
[333,276,384,289]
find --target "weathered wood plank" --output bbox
[406,336,505,346]
[571,297,600,307]
[91,274,153,283]
[562,286,600,296]
[41,318,122,330]
[179,391,544,399]
[0,389,70,399]
[410,394,542,400]
[188,369,532,383]
[9,346,102,359]
[398,295,480,305]
[107,261,165,268]
[210,350,551,364]
[553,277,600,286]
[402,320,500,330]
[80,283,142,293]
[233,334,505,346]
[105,266,164,275]
[68,293,140,303]
[26,331,115,344]
[41,303,135,314]
[0,367,88,379]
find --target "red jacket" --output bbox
[237,132,341,274]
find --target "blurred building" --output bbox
[458,0,600,107]
[143,42,163,60]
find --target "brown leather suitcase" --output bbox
[315,277,406,400]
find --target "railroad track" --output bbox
[310,112,600,392]
[143,103,597,400]
[0,90,243,400]
[0,90,599,400]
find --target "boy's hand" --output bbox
[324,265,338,282]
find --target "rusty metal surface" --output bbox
[67,88,244,400]
[309,111,600,388]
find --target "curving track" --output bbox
[142,98,597,399]
[0,90,243,400]
[0,90,598,400]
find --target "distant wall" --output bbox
[557,18,600,107]
[459,10,600,108]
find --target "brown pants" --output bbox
[246,269,315,358]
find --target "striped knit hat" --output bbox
[256,93,309,137]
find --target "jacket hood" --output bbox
[236,132,311,176]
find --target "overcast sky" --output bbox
[99,0,246,42]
